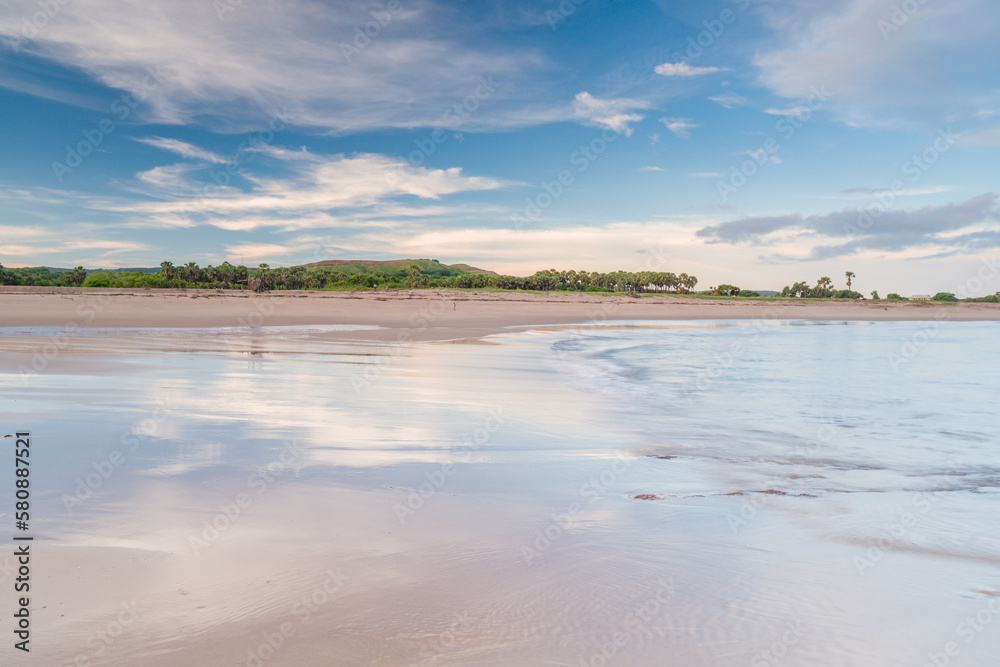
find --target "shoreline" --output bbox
[1,288,997,342]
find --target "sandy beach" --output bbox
[2,296,1000,665]
[2,288,998,341]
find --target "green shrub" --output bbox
[82,271,112,287]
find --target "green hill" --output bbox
[296,258,497,277]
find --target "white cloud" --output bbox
[747,149,781,165]
[62,240,149,253]
[639,166,662,171]
[136,163,201,190]
[112,151,510,221]
[958,127,1000,146]
[709,93,750,109]
[572,92,648,136]
[833,185,956,199]
[0,224,52,240]
[690,172,723,178]
[0,236,148,261]
[655,63,725,77]
[224,243,298,262]
[660,117,699,139]
[696,193,1000,260]
[0,0,551,133]
[136,137,226,163]
[764,106,809,116]
[754,0,1000,127]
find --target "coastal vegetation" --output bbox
[1,261,996,302]
[778,276,863,299]
[0,260,699,294]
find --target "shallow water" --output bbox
[1,321,998,666]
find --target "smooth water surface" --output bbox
[0,321,998,666]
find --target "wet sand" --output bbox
[3,298,1000,665]
[1,288,997,342]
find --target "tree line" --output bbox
[3,262,998,301]
[0,261,699,294]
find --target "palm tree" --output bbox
[816,276,834,297]
[159,261,175,279]
[845,271,855,292]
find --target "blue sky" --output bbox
[1,0,998,294]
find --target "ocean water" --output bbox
[1,320,998,666]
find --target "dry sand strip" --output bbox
[0,288,998,342]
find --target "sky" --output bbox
[1,0,998,295]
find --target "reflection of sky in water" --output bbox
[0,326,622,532]
[2,321,1000,666]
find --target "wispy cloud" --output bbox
[572,92,648,136]
[135,137,226,163]
[136,163,201,190]
[0,0,551,133]
[690,172,723,178]
[107,147,513,233]
[640,166,662,171]
[764,106,809,116]
[655,63,726,77]
[709,93,750,109]
[754,0,1000,127]
[660,117,699,139]
[958,127,1000,146]
[696,193,1000,259]
[833,185,956,199]
[224,242,298,262]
